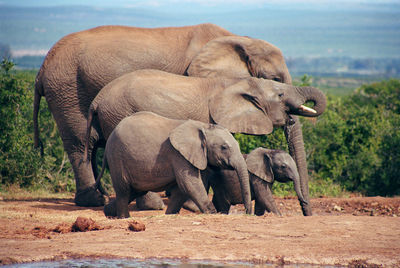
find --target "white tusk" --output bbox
[299,105,317,114]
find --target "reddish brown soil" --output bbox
[0,196,399,267]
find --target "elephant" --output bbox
[33,23,295,208]
[95,111,252,218]
[83,69,325,148]
[82,69,326,214]
[208,147,306,216]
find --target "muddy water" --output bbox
[4,258,342,268]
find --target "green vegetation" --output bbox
[1,60,399,198]
[303,79,400,196]
[0,59,75,193]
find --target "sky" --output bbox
[2,0,399,8]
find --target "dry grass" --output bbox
[0,185,74,201]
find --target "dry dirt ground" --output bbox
[0,195,399,267]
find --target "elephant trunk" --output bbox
[232,156,252,215]
[292,170,308,208]
[287,86,327,117]
[285,116,312,216]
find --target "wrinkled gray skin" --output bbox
[83,69,325,147]
[208,148,306,216]
[96,112,252,218]
[83,70,326,214]
[33,23,295,208]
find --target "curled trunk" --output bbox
[286,86,327,117]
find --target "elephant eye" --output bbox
[221,144,229,150]
[278,92,284,98]
[273,77,282,82]
[281,164,287,169]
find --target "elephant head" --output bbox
[169,121,252,214]
[246,148,307,213]
[209,78,326,135]
[187,36,292,84]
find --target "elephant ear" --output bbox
[246,148,274,183]
[209,79,274,135]
[169,120,208,170]
[186,36,255,78]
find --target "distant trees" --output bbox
[286,57,400,77]
[0,43,11,59]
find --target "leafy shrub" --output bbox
[0,59,75,192]
[303,79,400,196]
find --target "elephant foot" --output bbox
[136,192,165,210]
[301,201,313,216]
[204,202,217,214]
[74,185,108,207]
[182,199,200,213]
[104,199,117,218]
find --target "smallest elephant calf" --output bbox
[209,147,308,216]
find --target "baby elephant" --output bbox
[96,111,252,218]
[210,147,308,216]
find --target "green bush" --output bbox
[0,59,75,192]
[303,79,400,196]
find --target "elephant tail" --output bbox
[95,153,109,197]
[33,70,44,156]
[83,104,96,162]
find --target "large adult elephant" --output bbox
[33,23,310,214]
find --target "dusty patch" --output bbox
[0,196,399,267]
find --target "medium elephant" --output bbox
[95,111,252,218]
[209,147,306,216]
[33,23,294,208]
[83,69,325,148]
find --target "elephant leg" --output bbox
[254,201,266,216]
[285,116,312,216]
[136,192,165,210]
[210,182,231,214]
[104,199,117,217]
[91,139,106,179]
[104,194,130,218]
[45,93,106,207]
[251,176,281,216]
[115,194,131,219]
[166,187,200,212]
[165,186,188,214]
[69,150,106,207]
[107,187,145,219]
[182,199,201,213]
[211,193,231,214]
[173,160,216,214]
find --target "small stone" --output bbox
[333,205,342,211]
[128,220,146,232]
[72,217,102,232]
